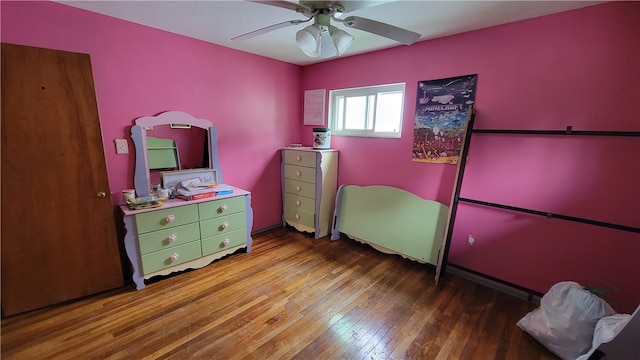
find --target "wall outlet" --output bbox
[114,139,129,154]
[467,235,475,246]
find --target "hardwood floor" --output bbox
[1,227,557,359]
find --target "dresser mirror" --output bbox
[131,111,221,197]
[144,125,207,172]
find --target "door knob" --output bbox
[97,192,106,198]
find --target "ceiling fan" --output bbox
[232,1,421,58]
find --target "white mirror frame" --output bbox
[131,111,221,197]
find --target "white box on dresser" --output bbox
[281,147,338,238]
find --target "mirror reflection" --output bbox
[145,125,208,185]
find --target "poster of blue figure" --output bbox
[413,74,477,164]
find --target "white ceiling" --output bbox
[56,0,604,66]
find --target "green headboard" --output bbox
[331,185,449,265]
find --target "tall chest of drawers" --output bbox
[281,147,338,238]
[121,188,253,289]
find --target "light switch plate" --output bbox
[114,139,129,154]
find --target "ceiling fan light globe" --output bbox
[330,28,354,55]
[296,25,322,57]
[318,29,337,58]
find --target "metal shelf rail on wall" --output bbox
[435,108,640,301]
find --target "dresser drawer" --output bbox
[138,223,200,255]
[201,228,246,256]
[284,192,315,213]
[198,196,245,220]
[283,150,316,167]
[283,178,316,199]
[135,204,199,234]
[284,164,316,183]
[284,206,315,228]
[200,212,246,239]
[141,241,202,274]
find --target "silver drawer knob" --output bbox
[296,170,302,177]
[296,155,302,162]
[168,234,177,242]
[170,253,179,262]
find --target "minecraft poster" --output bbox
[413,74,477,164]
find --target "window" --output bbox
[329,83,406,138]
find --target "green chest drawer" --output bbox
[284,164,316,183]
[283,150,316,167]
[141,241,202,274]
[135,205,199,234]
[284,192,315,213]
[283,206,314,228]
[283,178,316,199]
[200,212,246,239]
[201,228,247,256]
[199,196,246,220]
[138,223,201,254]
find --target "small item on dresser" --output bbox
[173,175,219,200]
[312,128,331,149]
[148,183,162,198]
[289,143,302,147]
[213,184,234,195]
[127,196,163,210]
[180,177,217,189]
[122,189,136,202]
[157,188,172,200]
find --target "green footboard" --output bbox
[330,185,449,265]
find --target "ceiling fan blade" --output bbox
[252,1,394,15]
[249,1,312,13]
[333,1,394,14]
[342,15,421,45]
[232,19,309,40]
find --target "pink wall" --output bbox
[1,1,302,231]
[301,2,640,313]
[2,1,638,312]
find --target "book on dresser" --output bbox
[175,187,215,200]
[175,192,215,201]
[175,184,234,201]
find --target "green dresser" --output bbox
[281,148,338,239]
[121,189,253,290]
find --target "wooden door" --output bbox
[1,43,123,316]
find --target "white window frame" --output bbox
[328,83,406,138]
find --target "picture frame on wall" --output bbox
[160,168,218,191]
[303,89,326,125]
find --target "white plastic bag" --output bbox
[575,313,631,360]
[517,281,616,360]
